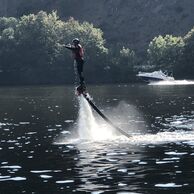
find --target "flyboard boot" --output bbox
[76,82,87,96]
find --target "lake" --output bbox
[0,82,194,194]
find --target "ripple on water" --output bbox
[1,165,22,169]
[61,130,71,135]
[56,180,74,184]
[0,176,26,182]
[31,169,48,174]
[118,182,127,187]
[156,160,175,164]
[91,191,104,194]
[31,170,58,173]
[117,169,128,173]
[48,128,57,132]
[19,122,30,125]
[65,120,74,123]
[40,175,53,179]
[116,192,141,194]
[155,183,182,188]
[159,114,194,130]
[165,151,188,156]
[3,128,10,131]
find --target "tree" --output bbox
[0,18,18,72]
[147,35,185,73]
[0,11,109,84]
[15,11,64,69]
[61,17,108,82]
[106,45,137,82]
[0,17,18,32]
[181,27,194,78]
[119,47,137,81]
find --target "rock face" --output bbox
[1,0,194,52]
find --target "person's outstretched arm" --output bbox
[65,44,78,51]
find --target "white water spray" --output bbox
[77,95,115,140]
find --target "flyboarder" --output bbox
[64,39,130,138]
[65,38,86,94]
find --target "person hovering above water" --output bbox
[65,38,86,94]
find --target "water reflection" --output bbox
[64,140,143,193]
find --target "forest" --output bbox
[0,11,194,85]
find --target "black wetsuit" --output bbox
[65,44,85,85]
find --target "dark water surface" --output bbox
[0,83,194,194]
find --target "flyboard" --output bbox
[76,85,131,138]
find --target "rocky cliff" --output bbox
[1,0,194,53]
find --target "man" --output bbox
[65,38,86,93]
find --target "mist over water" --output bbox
[60,90,194,145]
[130,131,194,145]
[77,95,116,140]
[149,80,194,85]
[62,93,194,146]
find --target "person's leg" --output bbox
[76,60,86,94]
[76,59,85,85]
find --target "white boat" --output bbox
[137,70,174,83]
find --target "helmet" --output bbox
[72,38,80,44]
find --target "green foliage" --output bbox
[0,11,111,84]
[146,30,194,79]
[105,45,137,82]
[0,17,18,73]
[2,27,15,40]
[147,35,185,71]
[184,27,194,42]
[0,11,138,84]
[63,18,108,56]
[120,47,136,66]
[0,17,18,32]
[180,27,194,77]
[119,47,137,78]
[61,18,109,82]
[15,11,65,70]
[7,10,194,83]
